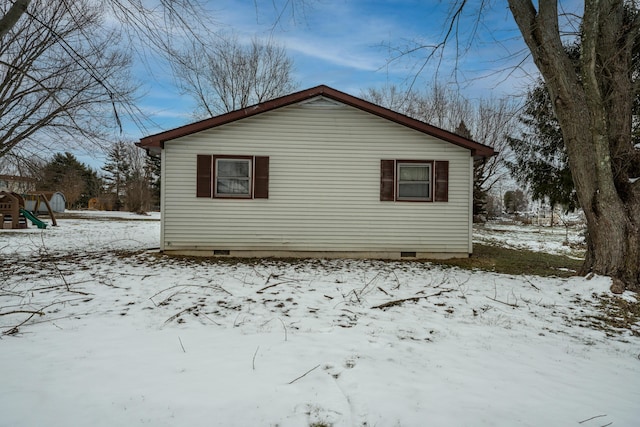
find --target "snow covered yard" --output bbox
[1,212,639,427]
[474,221,586,259]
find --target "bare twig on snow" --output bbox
[372,288,455,310]
[578,414,607,424]
[288,364,321,384]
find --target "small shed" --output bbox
[24,191,66,213]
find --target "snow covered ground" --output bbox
[1,212,638,427]
[474,221,586,258]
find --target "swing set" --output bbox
[0,191,57,229]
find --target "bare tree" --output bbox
[59,170,84,209]
[124,143,155,213]
[415,84,475,131]
[0,0,307,167]
[0,0,135,161]
[362,83,475,130]
[0,0,222,165]
[471,97,520,215]
[171,34,298,117]
[1,1,214,49]
[361,84,424,118]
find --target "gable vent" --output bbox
[299,96,345,108]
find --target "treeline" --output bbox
[35,143,159,212]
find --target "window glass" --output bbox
[216,159,251,196]
[218,160,249,177]
[399,165,429,181]
[397,163,431,200]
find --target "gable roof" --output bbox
[138,85,495,158]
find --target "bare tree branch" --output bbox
[0,0,136,161]
[170,33,298,117]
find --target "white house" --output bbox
[138,85,494,259]
[0,175,36,193]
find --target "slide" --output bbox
[19,208,47,229]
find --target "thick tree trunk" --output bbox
[508,0,640,292]
[582,187,640,293]
[0,0,30,38]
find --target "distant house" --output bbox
[0,175,36,193]
[138,85,494,259]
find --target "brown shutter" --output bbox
[254,156,269,199]
[380,160,395,201]
[434,161,449,202]
[196,155,212,198]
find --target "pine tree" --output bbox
[102,141,132,210]
[506,82,578,214]
[503,189,527,214]
[37,152,101,208]
[144,154,161,209]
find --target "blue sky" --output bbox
[129,0,538,138]
[72,0,555,168]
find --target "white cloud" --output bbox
[278,36,382,71]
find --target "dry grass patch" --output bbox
[584,294,640,337]
[436,243,584,277]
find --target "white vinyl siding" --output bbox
[161,98,472,255]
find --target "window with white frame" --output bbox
[215,158,252,197]
[396,162,432,201]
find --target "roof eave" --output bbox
[137,85,496,158]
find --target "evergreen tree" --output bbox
[144,154,161,209]
[503,189,527,214]
[37,152,101,208]
[102,141,132,210]
[506,82,578,213]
